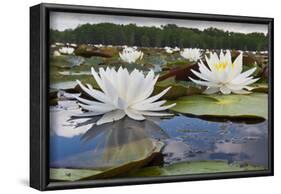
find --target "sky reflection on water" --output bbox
[50,101,268,169]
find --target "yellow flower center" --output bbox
[214,62,234,72]
[214,62,227,71]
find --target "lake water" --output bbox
[49,100,268,170]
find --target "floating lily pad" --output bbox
[50,140,164,181]
[126,160,265,177]
[50,168,102,181]
[75,44,117,58]
[251,83,268,93]
[154,78,203,99]
[167,93,268,119]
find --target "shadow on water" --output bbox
[178,113,266,124]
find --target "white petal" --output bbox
[225,50,232,65]
[198,61,217,82]
[140,111,174,117]
[91,67,105,91]
[96,110,126,125]
[203,87,220,94]
[148,103,176,111]
[75,96,108,106]
[132,100,166,110]
[115,97,128,109]
[125,109,145,120]
[117,67,129,99]
[189,77,220,87]
[78,103,115,113]
[231,67,256,84]
[132,73,158,103]
[134,86,171,107]
[76,80,110,103]
[220,85,231,94]
[225,84,243,91]
[99,75,118,102]
[133,101,176,111]
[242,77,259,86]
[126,69,145,102]
[232,52,243,77]
[191,69,211,82]
[72,111,105,118]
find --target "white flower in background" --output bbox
[75,67,176,125]
[55,42,64,46]
[173,46,180,52]
[164,46,173,54]
[53,50,61,56]
[94,44,103,48]
[59,47,74,55]
[70,43,77,47]
[119,47,144,63]
[180,48,201,62]
[189,50,259,94]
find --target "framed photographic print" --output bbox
[30,3,274,191]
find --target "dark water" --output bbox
[49,100,268,170]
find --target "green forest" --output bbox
[50,23,268,51]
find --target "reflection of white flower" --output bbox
[189,50,259,94]
[180,48,201,62]
[75,67,176,125]
[119,47,144,63]
[59,47,74,55]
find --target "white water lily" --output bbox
[55,42,64,46]
[53,50,61,56]
[180,48,201,62]
[173,46,180,52]
[94,44,103,48]
[189,50,259,94]
[75,67,176,125]
[59,47,74,55]
[164,46,173,54]
[70,43,77,47]
[119,47,144,63]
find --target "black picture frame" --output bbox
[30,3,274,191]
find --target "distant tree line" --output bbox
[50,23,268,51]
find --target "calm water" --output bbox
[49,100,268,170]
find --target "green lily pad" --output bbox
[126,160,265,177]
[167,93,268,119]
[154,78,203,99]
[251,83,268,93]
[50,140,164,181]
[50,168,102,181]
